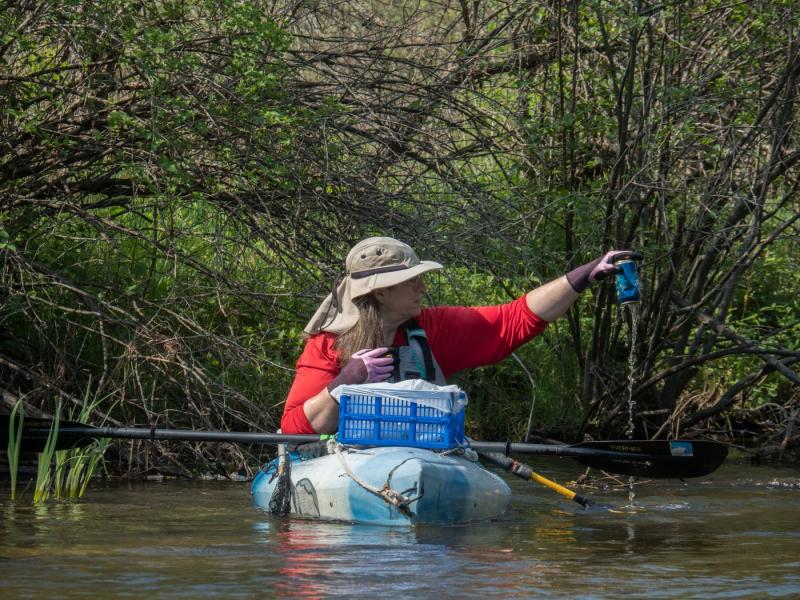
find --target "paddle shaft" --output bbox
[26,426,687,460]
[2,417,727,478]
[63,426,322,446]
[470,440,663,460]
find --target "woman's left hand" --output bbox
[566,250,643,292]
[589,250,643,282]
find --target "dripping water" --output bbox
[623,302,640,509]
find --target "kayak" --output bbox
[251,445,511,526]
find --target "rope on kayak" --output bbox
[332,443,416,516]
[438,446,480,462]
[268,443,292,515]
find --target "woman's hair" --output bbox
[333,294,384,367]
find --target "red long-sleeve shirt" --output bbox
[280,294,548,433]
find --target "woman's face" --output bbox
[374,275,427,322]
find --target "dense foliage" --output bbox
[1,0,798,474]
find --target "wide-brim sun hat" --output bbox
[304,237,442,335]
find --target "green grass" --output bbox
[33,400,60,503]
[17,385,111,504]
[6,399,24,501]
[53,393,112,500]
[51,383,114,501]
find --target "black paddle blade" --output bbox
[574,440,728,478]
[0,415,99,453]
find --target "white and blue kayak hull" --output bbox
[251,446,511,526]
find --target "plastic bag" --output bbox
[330,379,468,414]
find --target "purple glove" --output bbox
[326,347,395,392]
[566,250,642,293]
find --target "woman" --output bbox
[281,237,638,434]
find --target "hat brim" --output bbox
[350,261,443,299]
[303,260,444,336]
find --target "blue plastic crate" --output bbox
[338,391,465,449]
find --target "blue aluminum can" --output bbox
[614,259,640,304]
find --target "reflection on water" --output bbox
[1,461,799,598]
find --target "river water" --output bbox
[1,458,799,599]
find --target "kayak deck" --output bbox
[251,445,511,526]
